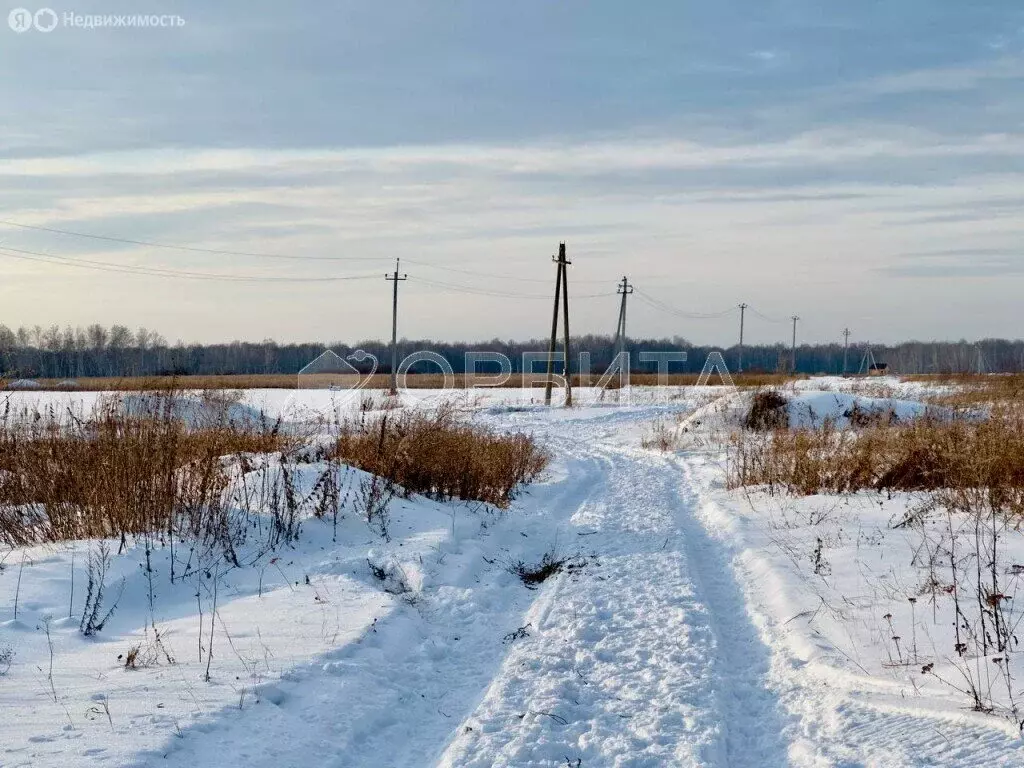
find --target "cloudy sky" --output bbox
[2,1,1023,345]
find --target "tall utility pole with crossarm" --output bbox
[738,303,748,372]
[385,259,407,395]
[790,315,799,374]
[612,276,633,359]
[544,243,572,406]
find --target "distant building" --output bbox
[868,362,889,376]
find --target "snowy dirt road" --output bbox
[438,430,792,766]
[434,407,1024,767]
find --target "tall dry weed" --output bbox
[334,403,548,508]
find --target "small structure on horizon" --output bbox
[868,362,889,376]
[857,344,890,376]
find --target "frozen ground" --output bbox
[2,378,1024,766]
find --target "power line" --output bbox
[408,275,615,300]
[0,245,382,282]
[403,258,610,284]
[0,219,384,262]
[0,218,699,286]
[633,289,736,320]
[0,220,817,342]
[0,218,690,287]
[746,306,789,324]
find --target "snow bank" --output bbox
[5,378,42,390]
[117,392,270,430]
[786,390,938,428]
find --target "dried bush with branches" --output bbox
[507,547,589,589]
[727,410,1024,505]
[0,391,292,550]
[742,389,790,432]
[334,404,549,508]
[80,542,123,636]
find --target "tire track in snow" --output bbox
[154,445,613,768]
[678,451,1024,767]
[668,455,793,766]
[437,437,793,767]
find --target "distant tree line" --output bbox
[0,323,1017,378]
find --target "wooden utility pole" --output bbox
[790,315,799,374]
[842,327,851,376]
[738,303,748,372]
[544,243,572,406]
[385,258,407,394]
[612,276,633,358]
[561,247,572,406]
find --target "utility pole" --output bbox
[613,276,633,358]
[385,258,407,395]
[544,243,572,406]
[842,327,851,376]
[561,246,572,407]
[790,315,799,374]
[858,343,877,376]
[738,303,748,373]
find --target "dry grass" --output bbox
[0,394,291,547]
[2,372,801,392]
[906,374,1024,410]
[508,550,587,589]
[0,388,553,548]
[640,419,678,451]
[334,404,549,508]
[742,389,790,431]
[728,409,1024,510]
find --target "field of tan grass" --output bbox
[0,371,801,392]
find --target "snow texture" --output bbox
[1,380,1023,766]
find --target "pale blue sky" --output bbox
[2,1,1023,344]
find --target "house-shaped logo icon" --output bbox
[297,350,376,390]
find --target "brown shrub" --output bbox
[727,409,1024,513]
[743,389,790,431]
[334,404,548,508]
[0,393,291,547]
[908,373,1024,410]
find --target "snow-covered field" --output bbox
[3,379,1024,766]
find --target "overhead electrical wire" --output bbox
[408,275,617,300]
[0,239,651,295]
[0,220,385,262]
[633,289,736,320]
[0,245,382,283]
[403,257,612,284]
[746,306,790,324]
[0,219,676,288]
[0,220,800,323]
